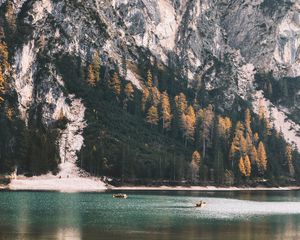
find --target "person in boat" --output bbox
[196,200,206,207]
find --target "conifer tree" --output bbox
[246,133,253,155]
[146,106,159,127]
[174,93,188,135]
[0,67,4,104]
[250,145,258,165]
[229,121,244,168]
[6,106,13,121]
[174,93,187,116]
[257,141,267,174]
[87,64,96,87]
[244,155,251,177]
[253,132,259,145]
[92,52,101,82]
[183,105,196,144]
[147,70,153,88]
[286,144,295,177]
[245,108,252,136]
[160,91,172,131]
[200,104,214,160]
[150,86,161,107]
[239,156,246,176]
[123,82,134,110]
[109,71,121,97]
[218,116,232,140]
[141,87,149,112]
[191,151,201,181]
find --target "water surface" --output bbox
[0,190,300,239]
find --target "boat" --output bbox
[113,193,128,199]
[195,201,206,208]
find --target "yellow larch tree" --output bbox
[141,87,149,112]
[147,70,153,88]
[160,91,172,131]
[146,106,159,127]
[183,105,196,144]
[109,71,121,96]
[191,151,201,181]
[257,141,267,174]
[244,155,251,177]
[239,156,246,176]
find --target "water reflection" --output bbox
[0,191,300,239]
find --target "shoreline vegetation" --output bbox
[1,175,300,192]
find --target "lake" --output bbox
[0,190,300,239]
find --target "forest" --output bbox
[1,38,300,186]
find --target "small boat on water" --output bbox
[113,193,128,199]
[195,200,206,208]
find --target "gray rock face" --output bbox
[3,0,300,161]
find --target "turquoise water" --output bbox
[1,190,300,239]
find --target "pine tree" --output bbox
[218,116,232,140]
[0,67,4,104]
[246,133,253,155]
[239,156,246,176]
[6,106,13,121]
[229,121,244,168]
[87,64,96,87]
[123,82,134,110]
[92,52,101,82]
[245,108,252,136]
[87,52,101,86]
[174,93,188,135]
[257,141,267,174]
[286,144,295,177]
[146,106,159,127]
[191,151,201,181]
[150,86,161,107]
[109,72,121,97]
[183,105,196,144]
[141,87,149,112]
[253,132,259,145]
[174,93,187,116]
[240,135,247,156]
[250,145,258,165]
[147,70,153,88]
[5,2,16,31]
[160,91,172,131]
[244,155,251,177]
[200,104,214,160]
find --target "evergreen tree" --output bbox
[123,82,134,110]
[250,145,258,165]
[245,108,252,136]
[286,144,295,177]
[0,67,5,104]
[200,104,214,161]
[147,70,153,88]
[182,106,196,145]
[150,86,161,107]
[190,151,201,181]
[87,64,96,86]
[146,106,159,127]
[160,91,172,131]
[92,52,101,82]
[108,71,121,97]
